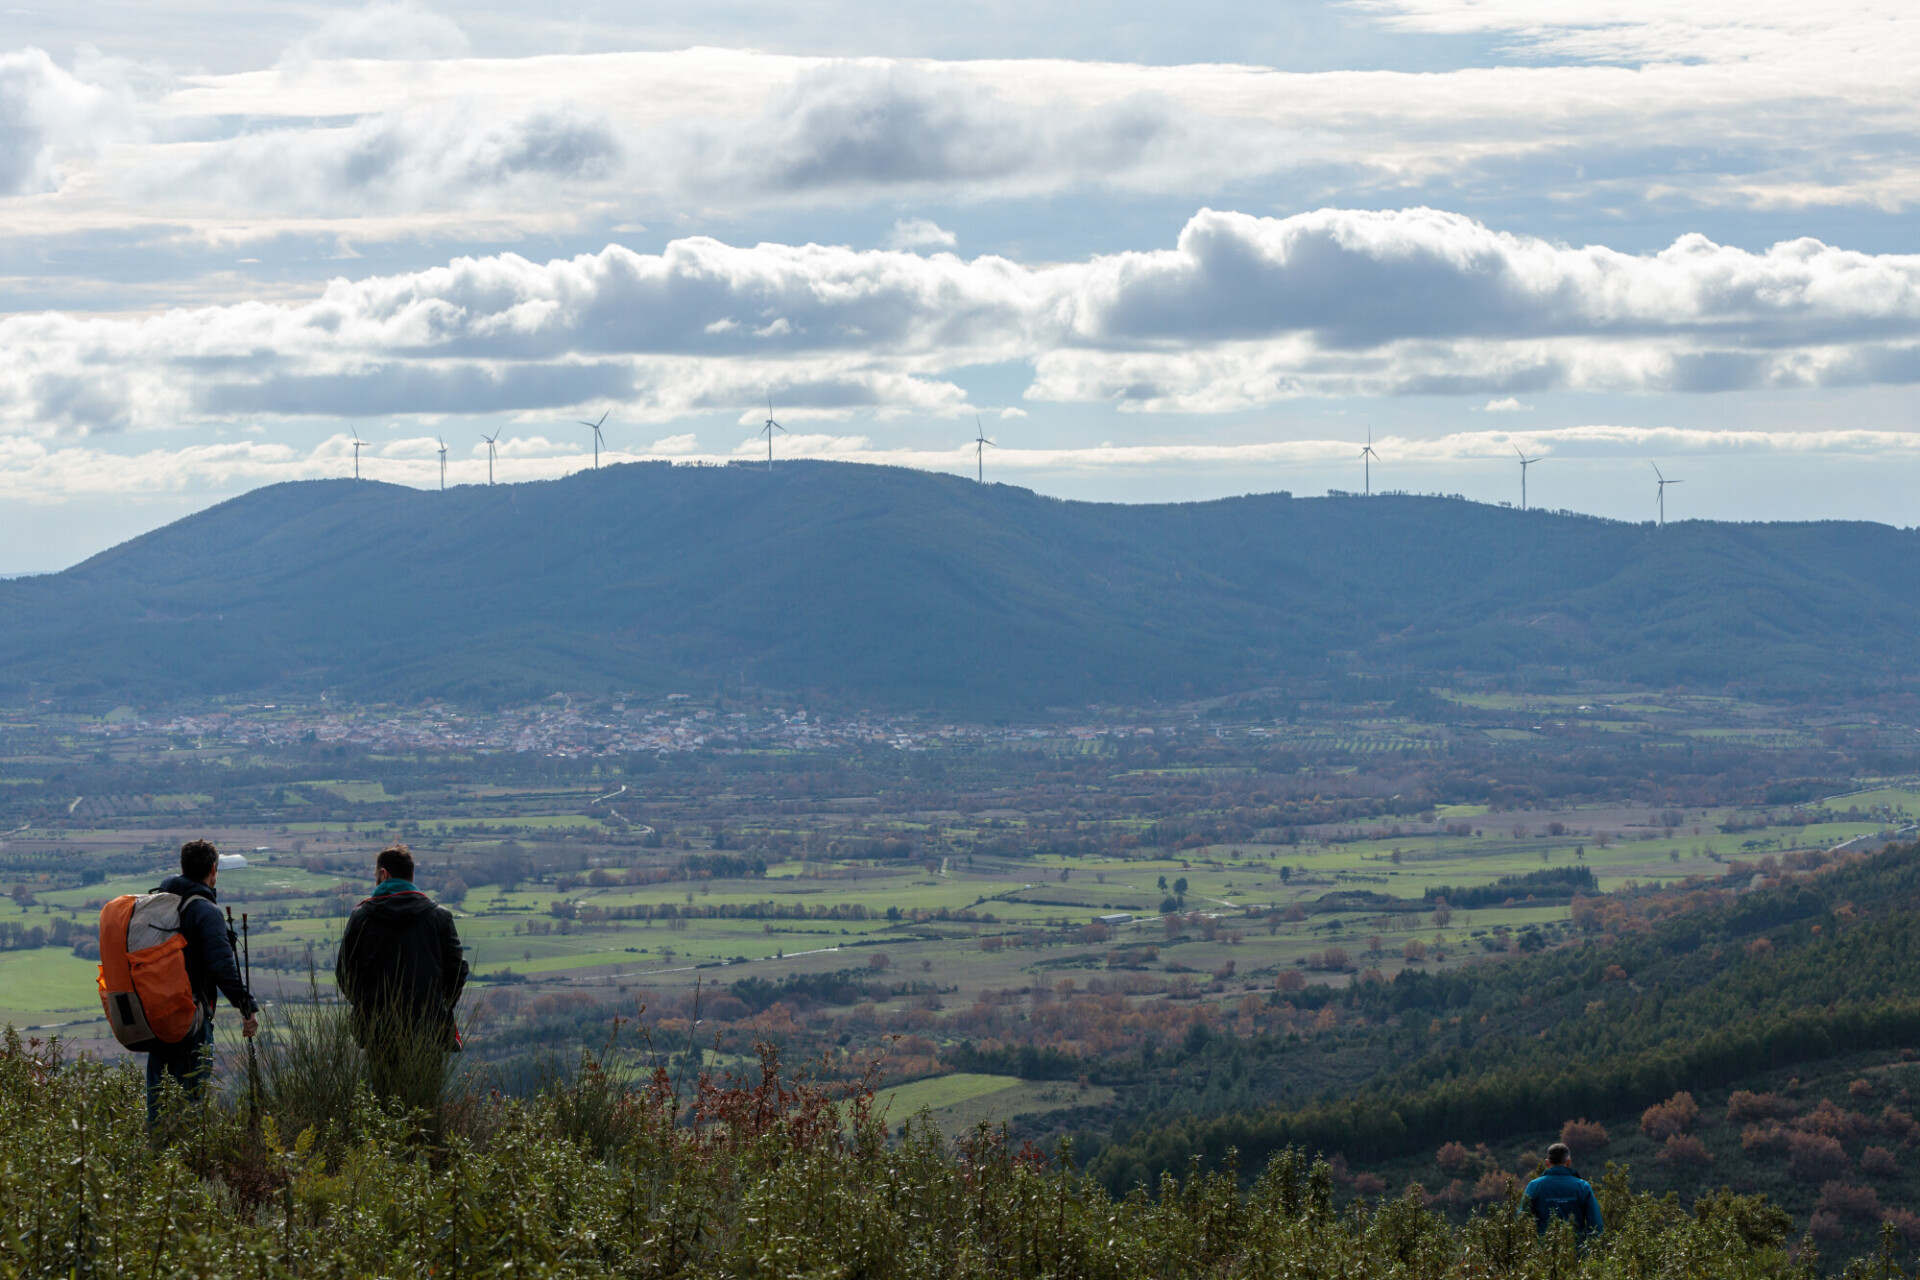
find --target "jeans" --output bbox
[145,1016,214,1126]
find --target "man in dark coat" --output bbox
[148,839,259,1124]
[335,845,466,1099]
[1524,1143,1604,1238]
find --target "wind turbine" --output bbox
[973,415,996,483]
[1514,445,1542,511]
[1653,462,1682,527]
[1359,427,1380,496]
[759,394,786,472]
[349,430,364,481]
[577,411,608,469]
[482,430,501,486]
[437,436,448,492]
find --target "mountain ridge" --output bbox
[3,460,1917,710]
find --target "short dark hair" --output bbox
[180,839,219,882]
[1547,1143,1571,1165]
[376,845,415,882]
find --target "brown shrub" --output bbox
[1641,1091,1702,1141]
[1883,1208,1920,1246]
[1817,1181,1882,1221]
[1848,1078,1874,1100]
[1796,1099,1872,1141]
[1726,1090,1795,1123]
[1742,1122,1789,1156]
[1658,1135,1714,1167]
[1352,1172,1386,1196]
[1437,1142,1471,1175]
[1883,1106,1920,1142]
[1809,1210,1844,1244]
[1423,1180,1466,1214]
[1787,1132,1851,1182]
[1861,1146,1900,1178]
[1274,970,1306,993]
[1560,1118,1609,1151]
[1472,1171,1516,1203]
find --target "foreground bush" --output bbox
[0,1025,1901,1278]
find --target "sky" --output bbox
[3,0,1919,573]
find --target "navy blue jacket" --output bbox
[156,875,258,1020]
[1524,1166,1603,1235]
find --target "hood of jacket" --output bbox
[359,889,440,923]
[157,874,217,904]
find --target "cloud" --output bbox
[649,433,699,454]
[3,206,1919,433]
[887,218,957,251]
[0,47,134,197]
[10,5,1920,245]
[282,3,470,63]
[1483,397,1531,411]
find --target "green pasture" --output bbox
[0,948,102,1016]
[877,1073,1021,1116]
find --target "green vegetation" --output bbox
[7,464,1920,709]
[0,1026,1881,1278]
[1087,843,1920,1255]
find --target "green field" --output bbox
[874,1073,1113,1135]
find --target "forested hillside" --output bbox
[4,462,1920,710]
[1083,843,1920,1252]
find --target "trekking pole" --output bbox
[232,908,261,1128]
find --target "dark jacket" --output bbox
[155,875,258,1020]
[335,887,466,1048]
[1524,1166,1604,1236]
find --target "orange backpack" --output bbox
[97,893,205,1050]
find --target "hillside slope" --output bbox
[1084,844,1920,1247]
[3,461,1918,708]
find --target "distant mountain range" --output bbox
[3,461,1917,711]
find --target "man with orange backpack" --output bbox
[99,839,259,1124]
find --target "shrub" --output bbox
[1641,1091,1702,1140]
[1796,1098,1872,1140]
[1810,1210,1845,1243]
[1848,1078,1874,1099]
[1436,1141,1470,1174]
[1817,1181,1882,1221]
[1860,1145,1900,1178]
[1351,1172,1385,1196]
[1471,1170,1515,1203]
[0,1025,1900,1279]
[1559,1118,1608,1151]
[1884,1207,1920,1246]
[1659,1135,1714,1167]
[1726,1090,1795,1122]
[1742,1122,1789,1156]
[1787,1131,1851,1182]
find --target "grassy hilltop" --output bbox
[3,461,1920,709]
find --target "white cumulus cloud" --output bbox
[2,206,1919,434]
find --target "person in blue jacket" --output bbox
[1524,1143,1604,1237]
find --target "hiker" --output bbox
[335,845,467,1097]
[1524,1143,1604,1237]
[140,840,259,1124]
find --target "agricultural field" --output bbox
[5,686,1919,1137]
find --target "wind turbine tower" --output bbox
[973,415,997,483]
[437,437,448,491]
[1359,428,1380,496]
[759,395,786,472]
[578,411,609,469]
[1514,445,1542,511]
[1653,463,1683,527]
[350,430,365,481]
[482,430,501,486]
